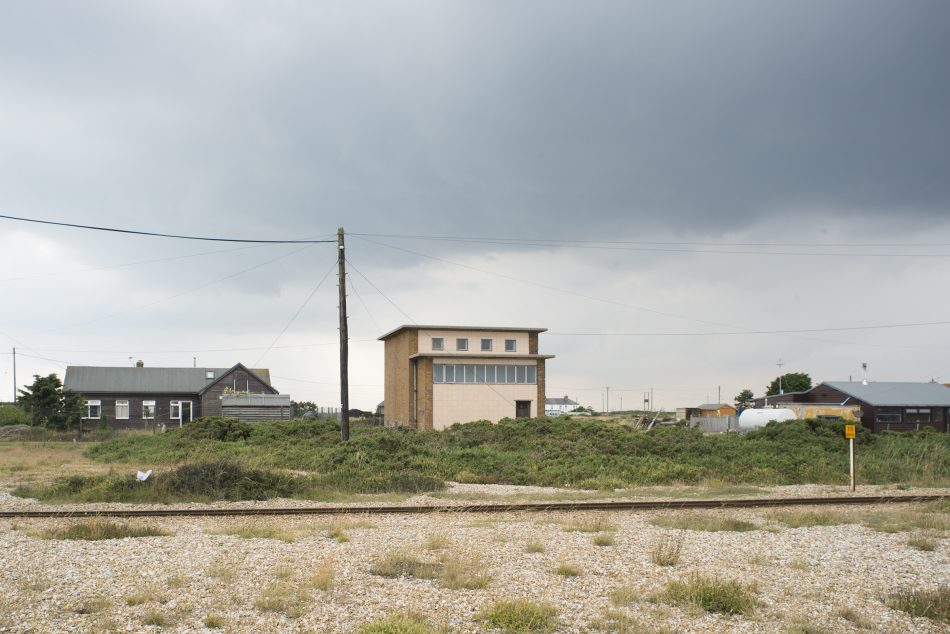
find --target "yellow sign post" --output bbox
[844,425,856,492]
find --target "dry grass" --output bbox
[305,561,335,592]
[359,612,438,634]
[769,510,848,529]
[39,519,169,541]
[650,532,684,566]
[592,533,615,547]
[125,594,149,606]
[591,610,674,634]
[907,535,938,551]
[525,540,545,553]
[438,555,492,590]
[887,587,950,623]
[217,524,298,542]
[609,585,638,607]
[481,599,557,632]
[772,507,950,533]
[555,563,583,577]
[650,513,756,532]
[70,598,109,614]
[166,574,188,589]
[203,614,225,629]
[561,514,618,533]
[836,606,874,629]
[254,582,309,618]
[141,611,166,626]
[206,558,239,583]
[656,574,758,615]
[424,532,451,550]
[370,551,443,580]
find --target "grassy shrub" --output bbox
[887,587,950,623]
[181,417,252,441]
[555,563,583,577]
[360,613,436,634]
[13,459,443,503]
[907,536,938,551]
[370,551,443,579]
[650,513,757,532]
[40,519,169,540]
[592,533,615,547]
[525,540,545,553]
[82,417,950,488]
[650,533,684,566]
[482,599,557,632]
[0,404,31,426]
[657,574,758,615]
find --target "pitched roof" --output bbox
[64,365,273,394]
[822,381,950,407]
[545,397,577,405]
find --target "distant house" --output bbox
[752,381,950,432]
[677,403,736,420]
[379,325,554,430]
[63,361,290,428]
[545,395,579,416]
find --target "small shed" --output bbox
[221,394,292,421]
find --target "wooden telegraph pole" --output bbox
[337,227,350,441]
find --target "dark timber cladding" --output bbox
[753,381,950,433]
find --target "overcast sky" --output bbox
[2,1,949,411]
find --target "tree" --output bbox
[291,400,318,419]
[766,372,812,397]
[734,389,754,410]
[17,374,83,430]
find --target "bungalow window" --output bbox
[142,401,156,419]
[83,400,101,419]
[431,337,444,351]
[115,400,129,420]
[481,339,493,352]
[456,338,469,351]
[505,339,517,352]
[170,402,181,420]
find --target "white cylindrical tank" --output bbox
[738,408,797,430]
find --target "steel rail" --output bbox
[0,495,946,519]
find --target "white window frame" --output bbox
[505,339,517,352]
[170,401,181,420]
[115,400,130,420]
[481,338,493,352]
[171,400,193,427]
[456,338,469,351]
[142,400,156,420]
[83,400,101,419]
[431,337,444,351]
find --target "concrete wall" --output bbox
[416,329,532,355]
[383,330,418,426]
[433,383,538,429]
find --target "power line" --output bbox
[346,272,382,334]
[352,236,950,351]
[548,320,950,336]
[0,242,274,283]
[345,257,415,324]
[12,340,377,355]
[351,232,950,257]
[253,261,337,366]
[0,213,337,244]
[33,243,317,335]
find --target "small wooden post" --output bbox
[845,424,856,492]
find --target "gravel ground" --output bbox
[0,488,948,633]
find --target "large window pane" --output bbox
[116,400,129,419]
[465,365,475,383]
[516,366,526,383]
[496,365,506,383]
[475,365,485,383]
[527,366,537,384]
[445,365,455,383]
[507,366,516,383]
[485,365,495,383]
[434,365,444,383]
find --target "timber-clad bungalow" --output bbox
[753,381,950,433]
[63,361,290,427]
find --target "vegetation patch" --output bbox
[70,598,109,614]
[907,536,938,552]
[555,563,583,577]
[887,587,950,623]
[657,574,758,615]
[608,585,638,607]
[592,533,615,547]
[482,599,557,632]
[769,510,849,529]
[438,556,491,590]
[203,614,225,629]
[370,551,443,580]
[40,519,169,541]
[217,524,298,542]
[650,533,684,566]
[79,417,950,489]
[14,458,443,504]
[524,540,545,554]
[650,513,756,532]
[359,613,437,634]
[561,515,617,533]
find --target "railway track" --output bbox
[0,494,945,519]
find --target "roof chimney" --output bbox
[136,360,144,368]
[861,362,868,386]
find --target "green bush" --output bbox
[0,404,31,426]
[182,417,252,442]
[82,417,950,490]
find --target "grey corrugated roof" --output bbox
[823,381,950,406]
[64,366,271,394]
[545,397,577,405]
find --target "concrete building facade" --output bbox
[379,325,554,430]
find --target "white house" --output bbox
[545,395,579,416]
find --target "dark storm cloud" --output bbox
[0,0,948,244]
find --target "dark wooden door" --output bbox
[515,401,531,418]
